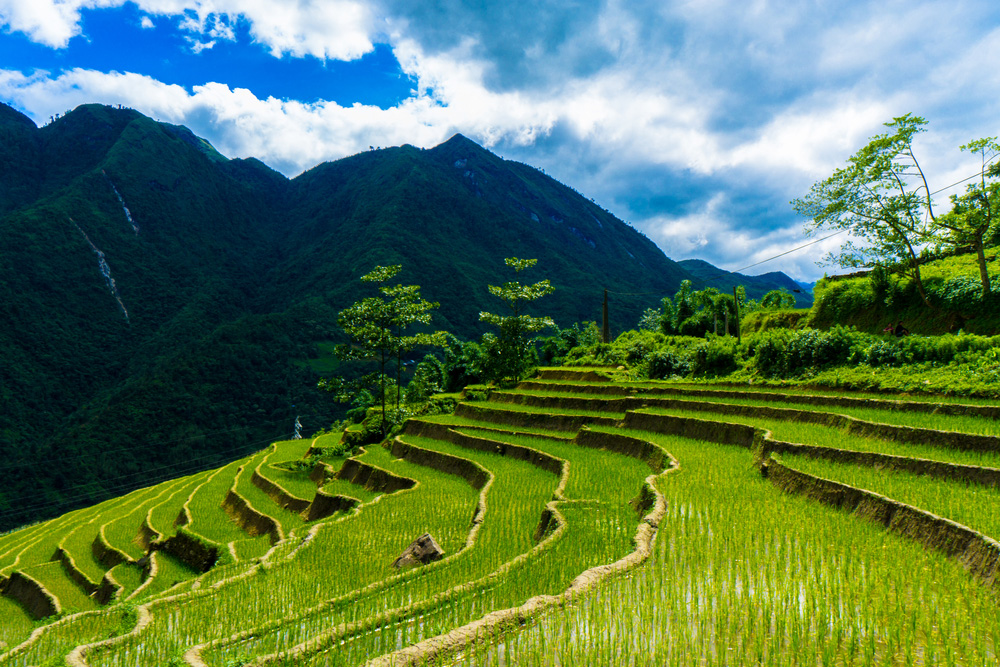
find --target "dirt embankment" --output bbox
[621,410,759,447]
[92,529,131,570]
[388,439,489,491]
[221,488,283,545]
[402,421,564,477]
[304,490,359,522]
[761,439,1000,488]
[53,547,99,598]
[336,458,418,494]
[632,396,1000,453]
[150,528,219,573]
[535,369,612,382]
[490,391,631,413]
[0,571,59,620]
[762,457,1000,589]
[574,427,670,472]
[454,403,618,432]
[251,468,311,515]
[518,380,630,396]
[506,390,1000,455]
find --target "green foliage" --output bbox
[646,348,692,379]
[2,105,704,530]
[323,265,440,437]
[760,288,796,310]
[792,114,936,305]
[480,258,555,385]
[804,245,1000,335]
[655,280,744,338]
[563,318,1000,397]
[740,309,809,334]
[690,335,739,376]
[538,321,601,365]
[931,137,1000,296]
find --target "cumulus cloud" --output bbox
[2,0,1000,280]
[0,0,374,59]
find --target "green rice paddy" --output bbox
[1,373,998,666]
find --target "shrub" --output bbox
[690,336,738,376]
[646,348,692,379]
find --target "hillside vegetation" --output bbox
[5,102,776,531]
[805,245,1000,335]
[2,370,1000,666]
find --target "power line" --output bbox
[729,229,846,274]
[603,229,846,297]
[3,418,292,471]
[0,432,289,524]
[605,162,997,297]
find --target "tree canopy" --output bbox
[479,257,555,385]
[792,114,937,307]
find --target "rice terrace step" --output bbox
[2,372,1000,666]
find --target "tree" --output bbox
[480,258,555,385]
[792,114,937,307]
[637,308,662,332]
[659,280,695,334]
[382,282,442,410]
[932,137,1000,297]
[760,288,796,310]
[325,265,439,436]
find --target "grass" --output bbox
[420,413,574,440]
[0,593,36,650]
[451,430,1000,667]
[226,425,651,667]
[204,431,563,664]
[511,385,1000,436]
[465,401,624,419]
[184,456,258,546]
[531,376,1000,406]
[779,453,1000,542]
[86,443,481,667]
[629,390,1000,436]
[21,561,97,614]
[233,448,304,539]
[11,374,1000,666]
[637,406,1000,469]
[101,480,180,562]
[257,438,319,501]
[145,470,212,542]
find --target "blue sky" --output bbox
[1,0,999,281]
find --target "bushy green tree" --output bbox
[480,257,555,385]
[932,137,1000,297]
[792,114,936,307]
[760,288,797,310]
[637,307,662,332]
[539,321,601,364]
[324,265,439,436]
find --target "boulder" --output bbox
[392,533,445,569]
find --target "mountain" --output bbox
[0,103,698,530]
[677,259,813,308]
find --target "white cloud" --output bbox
[3,0,1000,281]
[0,0,375,60]
[0,0,109,47]
[188,38,214,53]
[139,15,154,29]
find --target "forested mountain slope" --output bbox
[0,103,796,530]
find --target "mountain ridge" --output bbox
[0,102,801,529]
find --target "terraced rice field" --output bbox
[1,369,999,666]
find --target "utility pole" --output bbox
[732,286,741,345]
[602,289,611,343]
